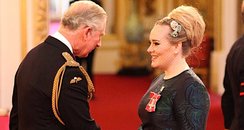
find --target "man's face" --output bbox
[74,19,107,57]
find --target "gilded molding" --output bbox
[20,0,27,59]
[32,0,49,46]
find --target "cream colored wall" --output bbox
[94,36,120,74]
[0,0,21,110]
[210,0,238,94]
[0,0,48,111]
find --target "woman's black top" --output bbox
[138,69,210,130]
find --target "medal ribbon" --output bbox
[145,85,165,112]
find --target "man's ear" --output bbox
[83,26,92,40]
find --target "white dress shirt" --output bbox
[52,31,73,53]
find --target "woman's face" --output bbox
[147,24,178,70]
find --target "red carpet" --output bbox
[206,91,225,130]
[0,74,224,130]
[90,74,151,130]
[0,116,9,130]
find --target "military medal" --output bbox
[145,92,161,112]
[145,85,165,112]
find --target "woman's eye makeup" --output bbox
[149,40,161,46]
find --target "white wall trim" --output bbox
[0,0,21,110]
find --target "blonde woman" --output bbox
[138,5,210,130]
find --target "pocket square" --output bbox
[70,77,82,84]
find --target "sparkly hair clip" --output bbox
[170,20,182,38]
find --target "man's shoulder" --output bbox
[228,35,244,53]
[234,35,244,45]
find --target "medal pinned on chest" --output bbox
[145,85,165,112]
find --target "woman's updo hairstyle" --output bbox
[156,5,205,56]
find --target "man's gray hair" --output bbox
[61,0,107,30]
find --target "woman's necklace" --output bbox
[145,83,165,112]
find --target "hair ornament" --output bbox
[170,20,182,38]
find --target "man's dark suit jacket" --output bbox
[222,35,244,130]
[9,36,100,130]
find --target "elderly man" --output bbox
[9,1,107,130]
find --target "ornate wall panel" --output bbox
[20,0,49,58]
[20,0,27,58]
[32,0,49,47]
[237,0,244,37]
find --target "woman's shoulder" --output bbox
[172,69,207,92]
